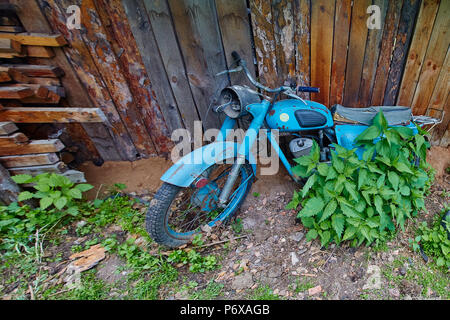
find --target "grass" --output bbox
[381,256,450,299]
[190,280,224,300]
[248,284,281,300]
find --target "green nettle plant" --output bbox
[410,210,450,268]
[287,111,434,247]
[12,173,94,216]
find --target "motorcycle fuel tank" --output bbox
[265,99,333,131]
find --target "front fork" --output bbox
[218,101,270,207]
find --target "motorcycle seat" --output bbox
[331,104,412,126]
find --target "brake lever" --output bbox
[215,66,243,77]
[282,90,307,106]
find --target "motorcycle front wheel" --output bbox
[146,162,253,248]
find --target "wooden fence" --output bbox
[5,0,450,161]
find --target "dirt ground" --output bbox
[76,146,449,300]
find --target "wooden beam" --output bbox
[0,132,29,146]
[0,107,108,123]
[0,139,65,156]
[0,26,24,33]
[0,163,21,205]
[0,32,67,47]
[0,70,11,82]
[0,38,22,53]
[8,162,68,176]
[1,64,64,78]
[0,86,34,99]
[8,84,62,104]
[26,46,55,58]
[0,122,18,135]
[0,153,59,168]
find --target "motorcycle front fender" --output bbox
[161,141,257,188]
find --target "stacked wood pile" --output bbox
[0,4,103,182]
[0,121,86,182]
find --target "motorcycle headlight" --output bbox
[217,85,261,118]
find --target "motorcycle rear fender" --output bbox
[161,141,257,188]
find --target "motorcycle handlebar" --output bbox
[231,51,289,94]
[297,86,320,93]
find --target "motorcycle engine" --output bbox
[289,137,313,159]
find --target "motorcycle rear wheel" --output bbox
[146,162,253,248]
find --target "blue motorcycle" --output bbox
[146,51,440,247]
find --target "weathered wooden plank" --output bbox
[410,0,450,114]
[397,0,441,107]
[0,139,65,155]
[95,0,172,155]
[0,69,11,82]
[11,0,119,162]
[0,163,21,205]
[358,0,389,107]
[0,122,18,135]
[123,0,186,135]
[1,64,64,78]
[215,0,257,86]
[37,0,137,161]
[26,45,55,58]
[8,162,67,176]
[330,0,351,106]
[310,0,335,107]
[428,47,449,144]
[0,132,29,146]
[293,0,311,99]
[0,153,59,168]
[80,0,156,156]
[7,83,62,104]
[272,0,296,85]
[249,0,278,88]
[167,0,227,130]
[0,107,108,123]
[371,0,403,106]
[383,0,421,105]
[0,86,34,99]
[439,118,450,147]
[0,32,67,46]
[343,0,371,107]
[0,38,21,53]
[0,26,24,33]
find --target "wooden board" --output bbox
[397,0,441,107]
[0,32,67,47]
[0,70,11,82]
[95,0,172,154]
[0,26,24,33]
[0,163,20,205]
[123,0,186,134]
[383,0,421,105]
[37,0,138,161]
[0,139,65,156]
[410,0,450,115]
[0,122,18,135]
[272,0,296,85]
[330,0,351,106]
[343,0,371,107]
[0,107,108,123]
[7,83,62,104]
[8,162,68,176]
[310,0,335,107]
[10,0,119,162]
[0,86,33,99]
[1,64,64,78]
[358,0,389,107]
[371,0,403,106]
[0,38,21,53]
[215,0,257,86]
[0,153,59,168]
[249,0,278,88]
[167,0,227,130]
[78,0,156,157]
[294,0,311,100]
[0,132,29,146]
[26,46,55,58]
[428,47,449,145]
